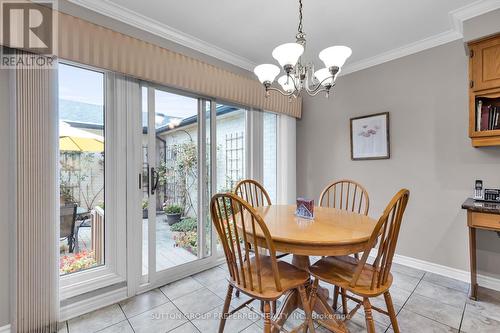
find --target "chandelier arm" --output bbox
[305,87,325,96]
[305,84,334,97]
[266,86,296,97]
[304,75,336,94]
[287,73,301,93]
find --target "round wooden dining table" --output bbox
[246,204,378,333]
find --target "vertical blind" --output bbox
[15,53,59,333]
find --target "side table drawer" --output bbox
[469,212,500,230]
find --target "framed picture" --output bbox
[350,112,390,160]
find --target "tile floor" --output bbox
[59,258,500,333]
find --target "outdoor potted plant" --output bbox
[142,199,148,219]
[164,204,183,225]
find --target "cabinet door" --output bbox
[471,35,500,92]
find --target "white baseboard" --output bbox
[0,324,10,333]
[370,249,500,292]
[59,287,128,322]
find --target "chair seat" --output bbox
[309,255,393,297]
[229,255,310,300]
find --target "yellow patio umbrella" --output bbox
[59,121,104,152]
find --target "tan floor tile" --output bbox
[168,321,201,333]
[461,302,500,332]
[173,287,223,317]
[68,304,126,333]
[119,289,169,318]
[128,302,187,333]
[387,308,457,332]
[404,294,463,329]
[96,320,134,333]
[413,280,467,309]
[160,277,204,300]
[422,273,469,293]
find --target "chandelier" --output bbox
[254,0,352,98]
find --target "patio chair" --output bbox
[74,217,91,253]
[60,203,77,253]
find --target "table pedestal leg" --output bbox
[272,255,349,333]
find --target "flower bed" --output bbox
[60,250,97,275]
[172,218,198,254]
[173,231,198,255]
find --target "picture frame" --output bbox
[350,112,390,160]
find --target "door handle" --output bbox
[150,167,159,195]
[144,165,150,195]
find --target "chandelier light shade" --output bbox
[272,43,304,68]
[254,64,280,84]
[318,46,352,69]
[254,0,352,98]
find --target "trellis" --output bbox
[225,132,245,189]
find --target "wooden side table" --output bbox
[462,198,500,300]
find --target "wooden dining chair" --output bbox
[211,193,316,333]
[318,179,370,313]
[234,179,272,208]
[234,179,288,312]
[318,179,370,215]
[308,189,410,333]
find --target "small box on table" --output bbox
[296,198,314,219]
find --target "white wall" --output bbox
[296,40,500,279]
[0,68,13,326]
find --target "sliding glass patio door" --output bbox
[130,84,276,294]
[138,85,216,289]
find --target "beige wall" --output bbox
[297,40,500,279]
[0,68,13,326]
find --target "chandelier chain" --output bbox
[298,0,303,34]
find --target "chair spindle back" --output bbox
[350,189,410,290]
[210,193,282,293]
[234,179,272,208]
[319,179,370,215]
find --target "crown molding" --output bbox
[340,29,463,76]
[450,0,500,34]
[66,0,257,71]
[341,0,500,76]
[68,0,499,76]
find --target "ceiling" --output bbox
[70,0,498,73]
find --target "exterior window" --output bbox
[215,105,247,192]
[58,63,105,275]
[263,112,278,203]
